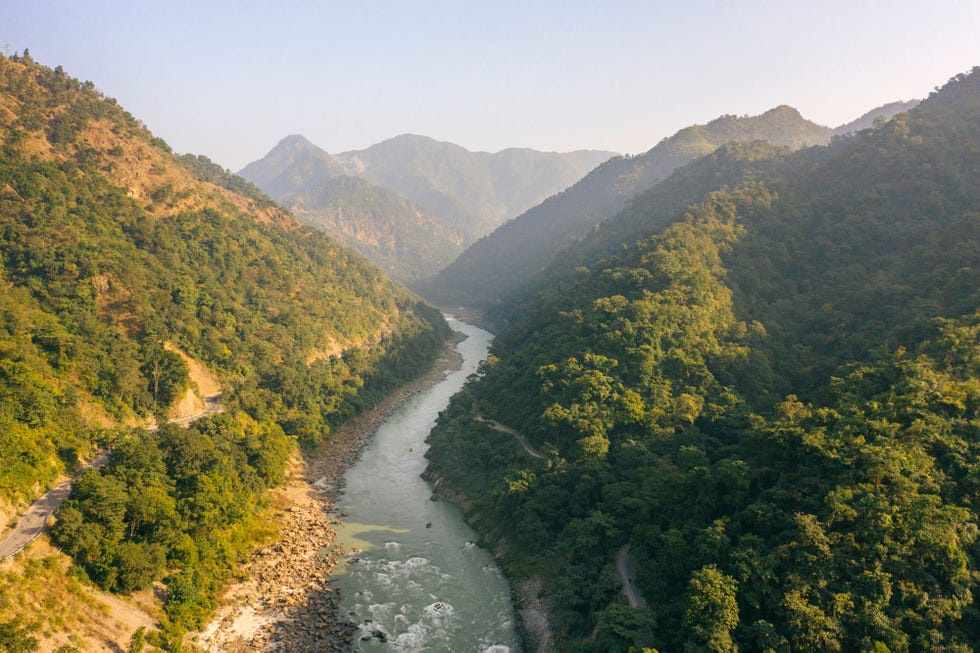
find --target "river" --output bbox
[333,318,521,651]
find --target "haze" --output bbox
[3,0,979,170]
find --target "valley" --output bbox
[0,38,978,653]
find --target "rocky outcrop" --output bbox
[198,482,355,651]
[514,577,557,653]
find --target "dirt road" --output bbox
[0,394,223,562]
[0,452,108,561]
[615,544,647,608]
[474,414,545,459]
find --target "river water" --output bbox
[333,318,521,651]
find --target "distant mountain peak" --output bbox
[239,135,346,192]
[275,133,320,151]
[761,104,808,120]
[265,134,335,162]
[241,134,615,281]
[767,104,802,114]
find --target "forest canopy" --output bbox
[425,68,980,651]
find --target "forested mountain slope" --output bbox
[425,67,980,651]
[0,52,448,644]
[418,106,832,308]
[239,135,462,281]
[487,97,931,330]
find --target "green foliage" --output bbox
[425,68,980,649]
[128,627,146,653]
[51,418,288,626]
[0,617,39,652]
[177,154,274,209]
[0,53,452,642]
[683,565,739,652]
[0,53,449,503]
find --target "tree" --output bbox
[140,347,188,412]
[682,565,739,653]
[0,617,39,652]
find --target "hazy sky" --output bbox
[4,1,979,170]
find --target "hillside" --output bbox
[240,135,462,280]
[0,52,449,649]
[424,67,980,650]
[485,98,929,327]
[419,106,832,308]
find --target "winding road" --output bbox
[0,452,108,561]
[0,394,223,562]
[473,414,649,610]
[474,414,545,459]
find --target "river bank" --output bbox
[196,332,465,651]
[424,468,557,653]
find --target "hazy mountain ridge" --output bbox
[241,134,613,281]
[288,174,464,280]
[333,133,616,243]
[419,105,833,308]
[493,99,929,318]
[240,135,462,280]
[833,99,921,136]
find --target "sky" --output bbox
[3,1,979,170]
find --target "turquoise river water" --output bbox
[333,318,521,651]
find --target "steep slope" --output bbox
[240,135,462,280]
[419,106,832,308]
[487,99,929,326]
[334,133,616,243]
[0,52,449,647]
[424,67,980,650]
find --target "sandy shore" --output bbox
[196,333,465,651]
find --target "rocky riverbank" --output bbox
[422,468,557,653]
[196,334,465,651]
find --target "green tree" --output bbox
[0,617,39,652]
[683,565,739,653]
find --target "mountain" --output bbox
[332,134,616,243]
[0,52,449,646]
[419,106,833,308]
[833,98,920,135]
[240,135,462,280]
[237,133,349,196]
[424,67,980,650]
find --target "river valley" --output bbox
[333,318,521,651]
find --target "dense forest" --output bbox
[0,51,449,645]
[425,68,980,651]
